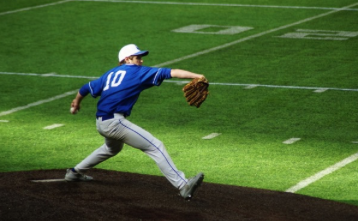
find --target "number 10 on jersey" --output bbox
[103,71,126,91]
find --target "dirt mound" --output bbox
[1,169,358,221]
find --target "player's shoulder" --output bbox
[119,64,148,71]
[125,64,156,74]
[101,65,127,76]
[102,64,156,76]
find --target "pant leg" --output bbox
[113,114,188,189]
[74,117,124,173]
[74,141,123,174]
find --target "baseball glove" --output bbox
[182,76,209,108]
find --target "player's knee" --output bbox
[104,143,123,156]
[105,139,123,155]
[109,145,123,155]
[153,139,164,150]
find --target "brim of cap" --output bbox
[132,50,149,57]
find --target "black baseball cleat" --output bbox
[179,172,204,200]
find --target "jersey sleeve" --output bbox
[79,83,91,97]
[79,78,103,98]
[141,67,172,86]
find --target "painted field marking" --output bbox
[352,141,358,144]
[77,0,358,12]
[172,24,253,35]
[314,88,328,93]
[202,133,221,140]
[283,138,301,144]
[2,72,358,93]
[0,71,97,79]
[0,120,9,123]
[169,80,358,92]
[174,81,187,85]
[286,152,358,193]
[44,124,64,130]
[1,1,358,95]
[0,0,72,16]
[1,0,357,70]
[153,2,358,67]
[277,29,358,41]
[42,72,58,77]
[31,179,66,182]
[0,90,77,117]
[4,0,357,20]
[245,85,259,89]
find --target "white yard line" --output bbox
[286,152,358,193]
[2,72,358,92]
[76,0,358,11]
[0,71,97,79]
[0,90,77,117]
[245,85,259,89]
[3,0,357,19]
[314,88,329,93]
[0,0,72,16]
[283,138,301,144]
[202,133,221,140]
[44,124,64,130]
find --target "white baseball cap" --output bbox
[118,44,149,62]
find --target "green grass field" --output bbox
[1,0,358,206]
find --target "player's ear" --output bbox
[124,56,133,64]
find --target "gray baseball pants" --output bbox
[74,113,188,189]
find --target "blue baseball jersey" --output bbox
[79,64,172,117]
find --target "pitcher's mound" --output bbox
[1,169,358,220]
